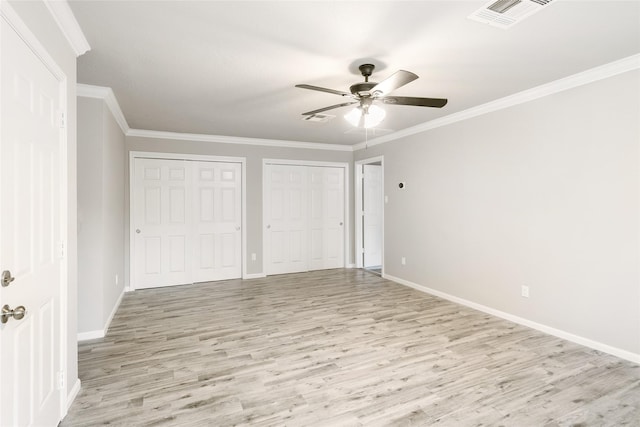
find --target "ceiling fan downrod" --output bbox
[359,64,375,82]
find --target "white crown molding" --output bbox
[126,129,354,152]
[354,53,640,151]
[77,84,129,134]
[43,0,90,57]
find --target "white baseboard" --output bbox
[243,273,266,279]
[77,289,124,342]
[346,263,356,269]
[77,329,104,341]
[384,273,640,365]
[66,378,81,411]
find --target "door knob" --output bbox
[267,225,271,229]
[1,270,15,287]
[340,222,343,226]
[236,226,241,231]
[1,304,26,324]
[136,229,141,234]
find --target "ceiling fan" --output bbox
[295,63,448,128]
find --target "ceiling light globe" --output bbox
[344,104,386,128]
[364,104,386,128]
[343,107,362,127]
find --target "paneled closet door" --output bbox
[133,158,242,289]
[265,165,308,275]
[309,167,345,270]
[134,158,191,289]
[192,161,242,282]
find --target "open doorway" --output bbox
[355,156,384,276]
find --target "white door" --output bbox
[192,162,242,282]
[133,158,191,289]
[133,158,242,289]
[0,18,64,426]
[265,165,308,275]
[363,164,383,268]
[309,167,345,270]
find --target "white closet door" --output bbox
[265,165,308,275]
[363,164,383,268]
[133,158,243,289]
[133,158,191,289]
[309,167,345,270]
[192,162,242,282]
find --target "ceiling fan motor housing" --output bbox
[350,82,377,96]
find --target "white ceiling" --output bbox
[69,1,640,146]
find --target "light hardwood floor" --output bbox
[62,269,640,426]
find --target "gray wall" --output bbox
[9,0,81,399]
[125,137,354,284]
[78,97,125,335]
[355,69,640,355]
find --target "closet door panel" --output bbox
[192,161,242,282]
[309,167,344,271]
[265,165,308,275]
[266,164,344,275]
[323,167,345,269]
[133,158,191,289]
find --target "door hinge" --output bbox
[57,371,65,390]
[58,241,65,259]
[57,110,66,129]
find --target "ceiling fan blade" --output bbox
[370,70,418,97]
[382,96,448,108]
[302,101,358,116]
[295,84,351,97]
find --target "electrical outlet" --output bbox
[251,253,257,261]
[521,285,530,298]
[401,257,406,265]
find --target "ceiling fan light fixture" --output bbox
[344,104,386,128]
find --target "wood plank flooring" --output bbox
[62,269,640,426]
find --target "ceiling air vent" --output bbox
[302,113,334,123]
[468,0,554,29]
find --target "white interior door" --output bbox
[0,18,64,426]
[309,167,344,270]
[192,161,242,282]
[265,165,308,275]
[133,158,191,289]
[133,158,243,289]
[363,164,383,268]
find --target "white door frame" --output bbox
[0,1,70,419]
[129,151,247,288]
[262,159,350,275]
[355,156,384,273]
